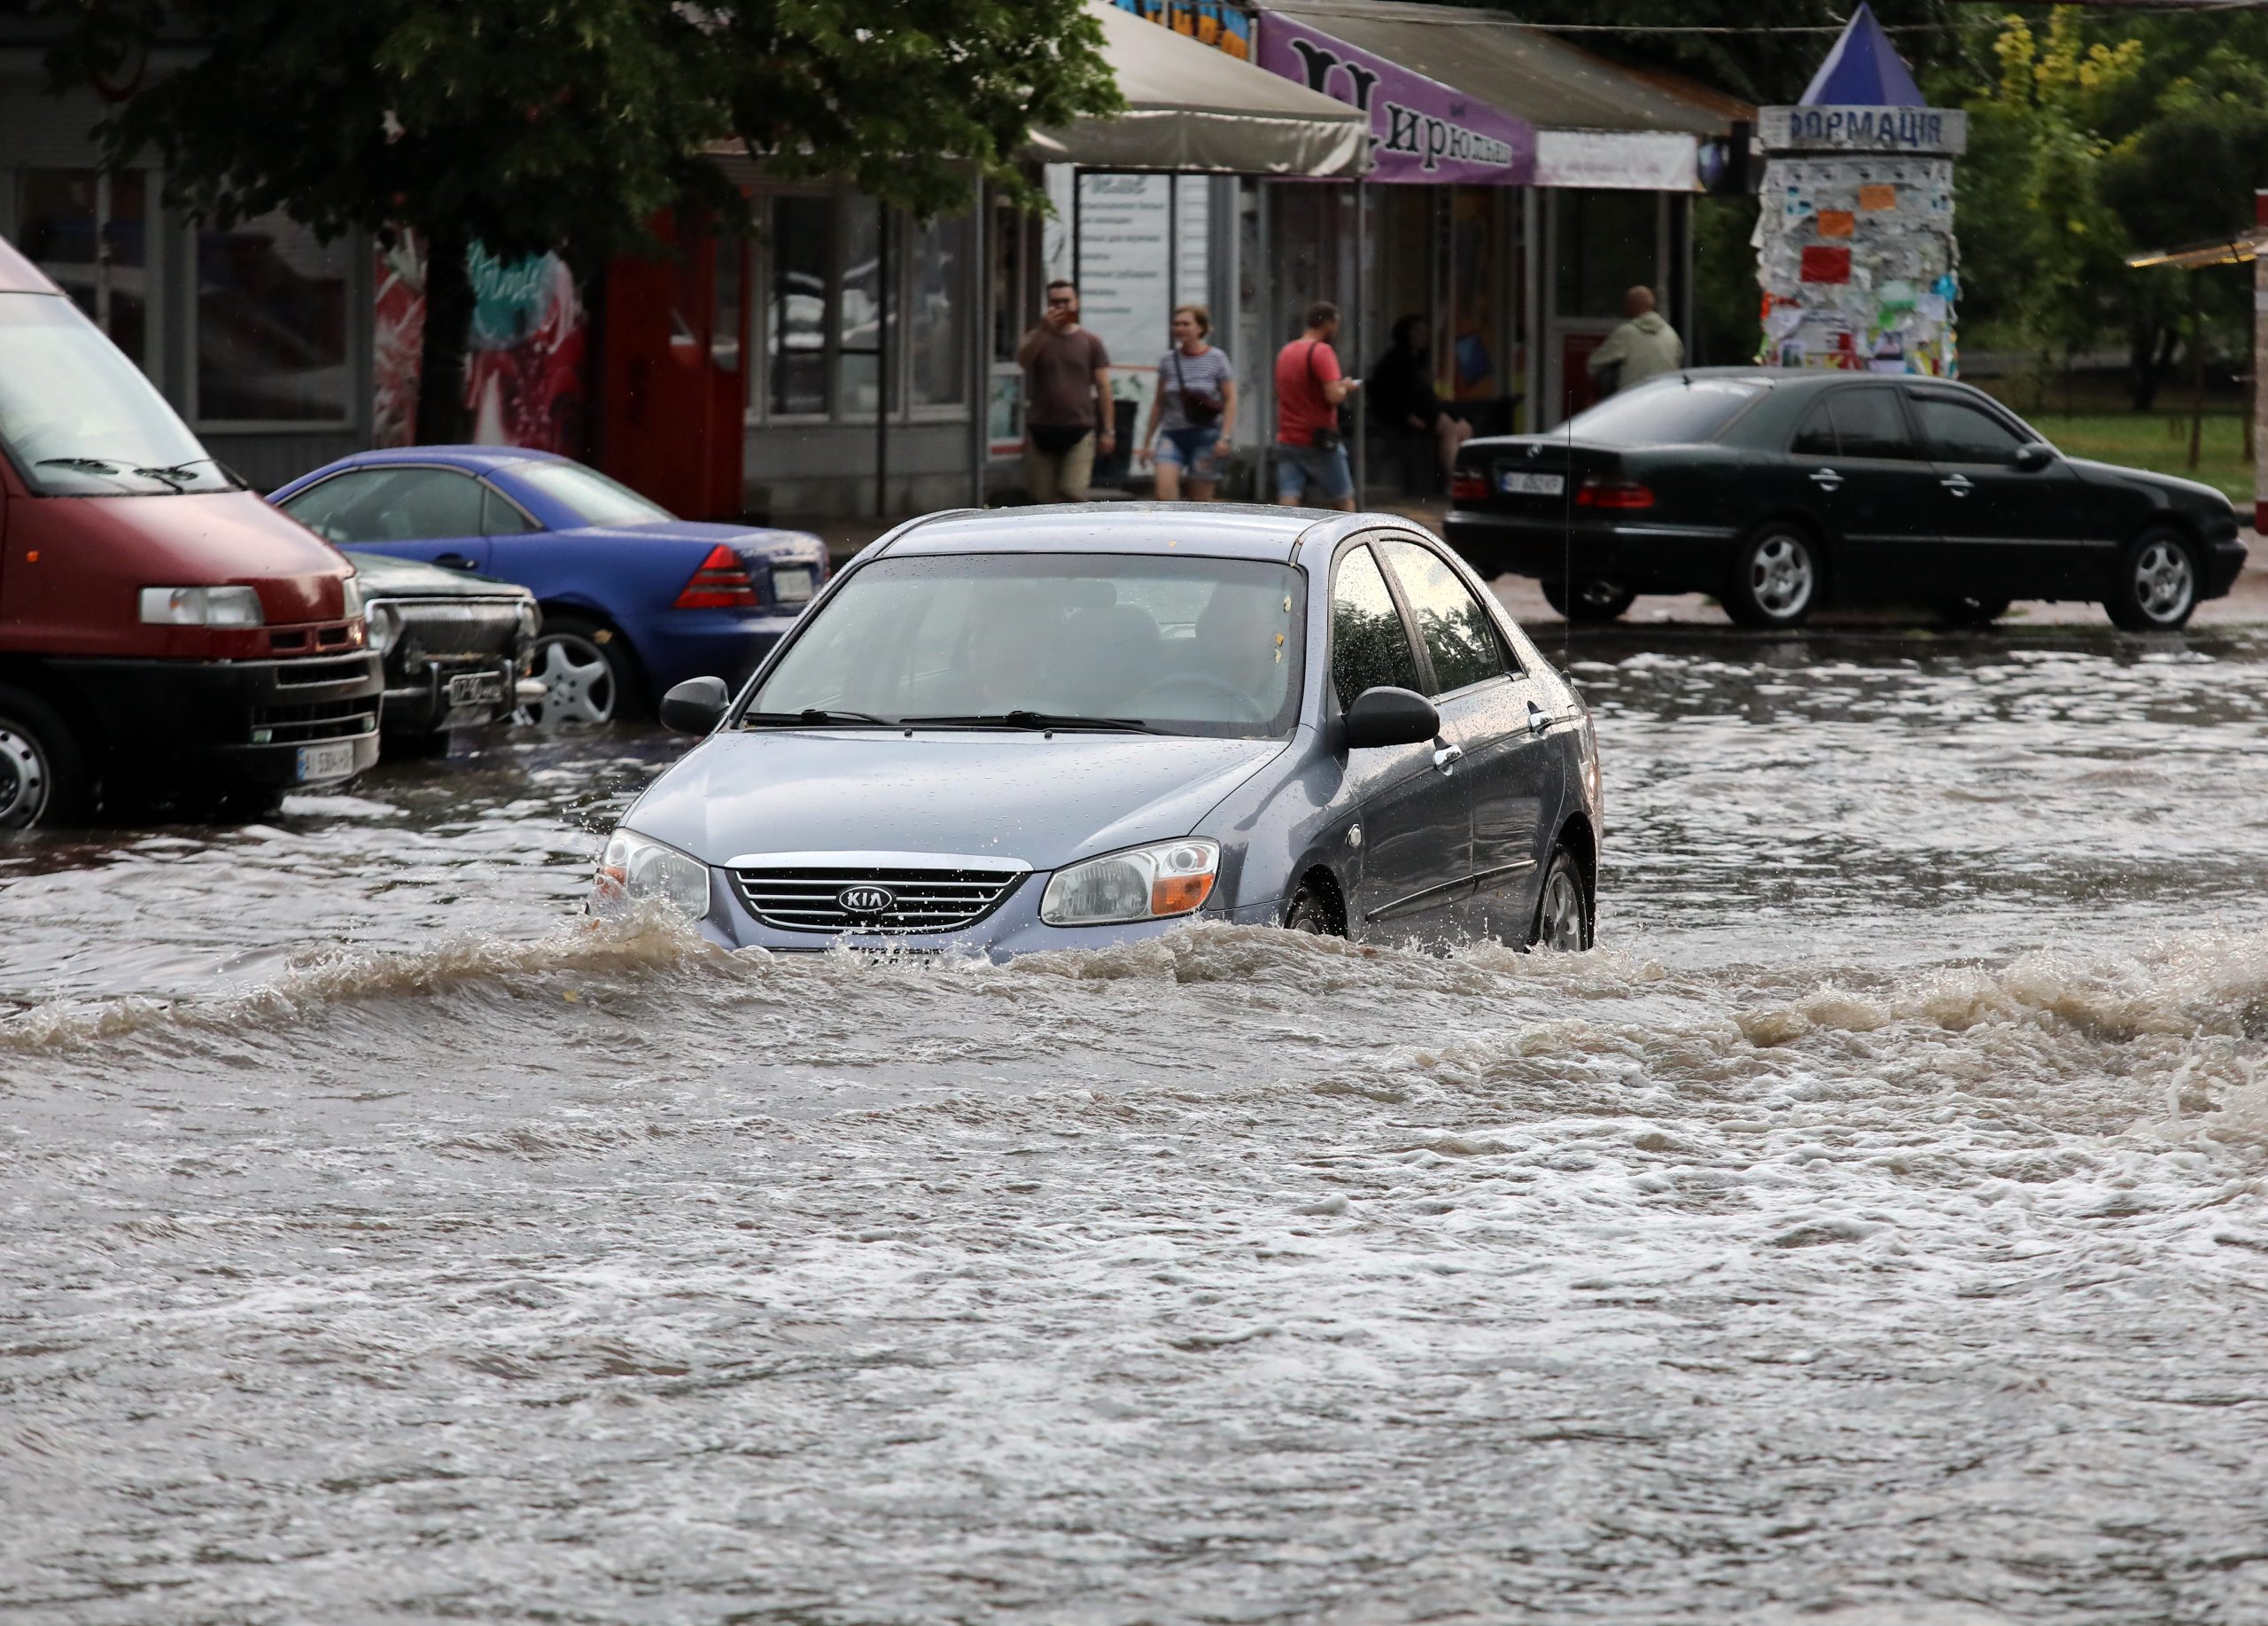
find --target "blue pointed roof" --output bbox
[1800,4,1924,107]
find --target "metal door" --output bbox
[1329,541,1470,943]
[1373,535,1563,943]
[1777,385,1946,596]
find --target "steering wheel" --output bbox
[1133,672,1269,725]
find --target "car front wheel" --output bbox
[0,686,91,830]
[1725,525,1820,629]
[1542,578,1637,623]
[2104,528,2200,631]
[1530,846,1592,952]
[1282,881,1342,936]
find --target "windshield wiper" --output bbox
[898,711,1161,734]
[739,707,897,728]
[35,455,227,488]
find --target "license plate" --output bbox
[772,565,817,604]
[447,671,504,707]
[296,741,356,782]
[1499,471,1565,496]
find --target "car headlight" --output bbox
[339,574,363,621]
[594,828,711,920]
[1041,837,1219,927]
[138,585,264,626]
[365,602,404,656]
[515,600,541,642]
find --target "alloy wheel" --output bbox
[1536,861,1588,952]
[1748,534,1814,619]
[0,720,50,830]
[2132,540,2195,625]
[517,634,617,727]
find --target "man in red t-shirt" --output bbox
[1271,300,1361,511]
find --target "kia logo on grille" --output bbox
[837,885,896,916]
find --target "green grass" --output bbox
[2023,412,2254,508]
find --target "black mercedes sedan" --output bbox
[1443,370,2246,630]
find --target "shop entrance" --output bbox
[599,214,750,520]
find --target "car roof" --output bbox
[875,502,1361,563]
[338,444,574,473]
[1642,366,1978,393]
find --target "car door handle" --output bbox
[1940,475,1972,496]
[431,552,477,569]
[1810,467,1844,492]
[1525,703,1550,736]
[1432,743,1464,774]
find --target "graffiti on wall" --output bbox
[369,232,588,452]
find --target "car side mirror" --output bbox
[2013,441,2055,471]
[1342,685,1441,750]
[659,675,731,735]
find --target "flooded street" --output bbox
[8,627,2268,1623]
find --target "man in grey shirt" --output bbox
[1018,280,1114,503]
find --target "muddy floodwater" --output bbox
[7,628,2268,1624]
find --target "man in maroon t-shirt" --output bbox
[1018,280,1114,503]
[1271,300,1361,511]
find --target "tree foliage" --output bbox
[1946,7,2268,408]
[35,0,1119,438]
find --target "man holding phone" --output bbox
[1019,280,1114,504]
[1271,301,1361,512]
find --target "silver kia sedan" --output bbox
[596,505,1602,954]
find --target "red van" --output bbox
[0,235,381,828]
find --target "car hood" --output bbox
[626,727,1289,871]
[343,548,531,600]
[2066,457,2233,510]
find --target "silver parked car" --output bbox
[596,505,1602,954]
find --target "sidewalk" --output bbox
[785,502,2268,631]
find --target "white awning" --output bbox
[1035,1,1372,177]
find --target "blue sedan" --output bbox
[269,447,827,724]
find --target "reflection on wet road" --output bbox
[6,629,2268,1623]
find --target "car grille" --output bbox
[733,864,1026,935]
[274,656,377,688]
[371,598,526,657]
[250,698,377,746]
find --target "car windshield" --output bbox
[750,553,1308,739]
[0,293,238,494]
[513,461,674,527]
[1563,375,1767,447]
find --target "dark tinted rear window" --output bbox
[1562,377,1765,446]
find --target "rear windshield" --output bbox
[1561,376,1766,447]
[0,293,237,494]
[750,553,1308,739]
[512,461,674,527]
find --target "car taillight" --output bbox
[1449,471,1487,502]
[673,544,760,609]
[1574,478,1654,510]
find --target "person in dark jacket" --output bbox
[1370,315,1472,486]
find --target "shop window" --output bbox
[16,168,150,368]
[837,198,886,415]
[195,209,348,423]
[910,210,969,409]
[1555,191,1657,323]
[762,190,967,424]
[767,195,831,416]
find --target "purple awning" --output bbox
[1257,13,1537,186]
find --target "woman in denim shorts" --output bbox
[1138,305,1238,502]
